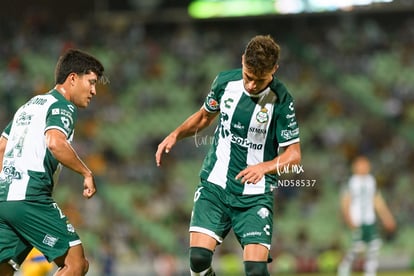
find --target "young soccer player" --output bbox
[0,49,106,276]
[337,155,396,276]
[156,35,301,276]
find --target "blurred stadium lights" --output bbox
[3,0,414,24]
[188,0,397,18]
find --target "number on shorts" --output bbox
[194,187,204,202]
[52,203,65,218]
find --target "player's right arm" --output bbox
[45,128,96,199]
[341,191,355,229]
[155,107,218,167]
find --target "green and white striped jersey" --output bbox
[0,89,77,202]
[200,69,300,195]
[347,174,377,226]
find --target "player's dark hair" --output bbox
[54,49,105,84]
[244,35,280,76]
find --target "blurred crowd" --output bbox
[1,7,414,275]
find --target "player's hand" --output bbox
[155,134,177,167]
[235,164,266,184]
[83,175,97,199]
[384,218,397,233]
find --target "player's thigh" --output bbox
[190,232,218,251]
[232,196,273,250]
[0,203,32,265]
[0,220,20,263]
[190,184,232,244]
[9,201,82,263]
[243,244,269,261]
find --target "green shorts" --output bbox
[0,200,81,265]
[189,179,274,249]
[352,223,379,243]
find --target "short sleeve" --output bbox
[203,75,221,113]
[276,99,300,147]
[45,102,77,138]
[1,121,12,139]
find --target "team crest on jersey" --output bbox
[257,207,270,219]
[256,108,269,123]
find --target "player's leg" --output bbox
[0,262,15,276]
[53,244,89,275]
[243,244,270,276]
[337,240,365,276]
[0,202,33,276]
[233,194,274,276]
[364,239,381,276]
[0,244,33,275]
[6,201,88,276]
[189,232,217,276]
[188,183,231,276]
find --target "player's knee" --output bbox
[189,247,213,273]
[244,261,269,276]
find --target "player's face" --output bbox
[352,157,371,175]
[242,57,278,95]
[71,72,98,108]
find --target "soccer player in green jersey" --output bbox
[0,49,105,276]
[156,35,301,276]
[337,156,396,276]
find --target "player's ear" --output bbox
[66,72,77,86]
[273,64,279,74]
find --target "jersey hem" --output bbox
[189,226,224,243]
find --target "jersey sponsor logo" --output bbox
[286,113,296,119]
[42,234,58,247]
[233,122,244,130]
[242,231,262,238]
[256,107,269,123]
[1,165,22,183]
[58,109,73,119]
[288,121,297,128]
[67,104,75,112]
[16,112,33,126]
[218,112,231,138]
[224,98,234,109]
[249,127,266,135]
[281,128,299,140]
[230,134,263,150]
[52,108,60,115]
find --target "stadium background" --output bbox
[1,0,414,275]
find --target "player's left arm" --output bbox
[374,192,396,233]
[236,142,301,184]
